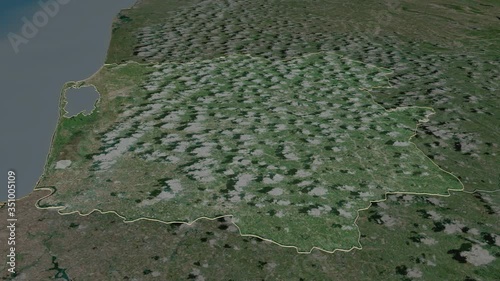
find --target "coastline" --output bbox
[0,0,137,201]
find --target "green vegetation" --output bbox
[104,0,500,193]
[38,52,463,252]
[24,0,500,279]
[2,188,498,280]
[107,0,499,64]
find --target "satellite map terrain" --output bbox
[1,0,499,280]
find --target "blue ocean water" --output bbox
[0,0,40,37]
[0,0,137,201]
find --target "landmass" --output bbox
[1,0,499,279]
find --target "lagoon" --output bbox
[64,86,100,117]
[0,0,136,200]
